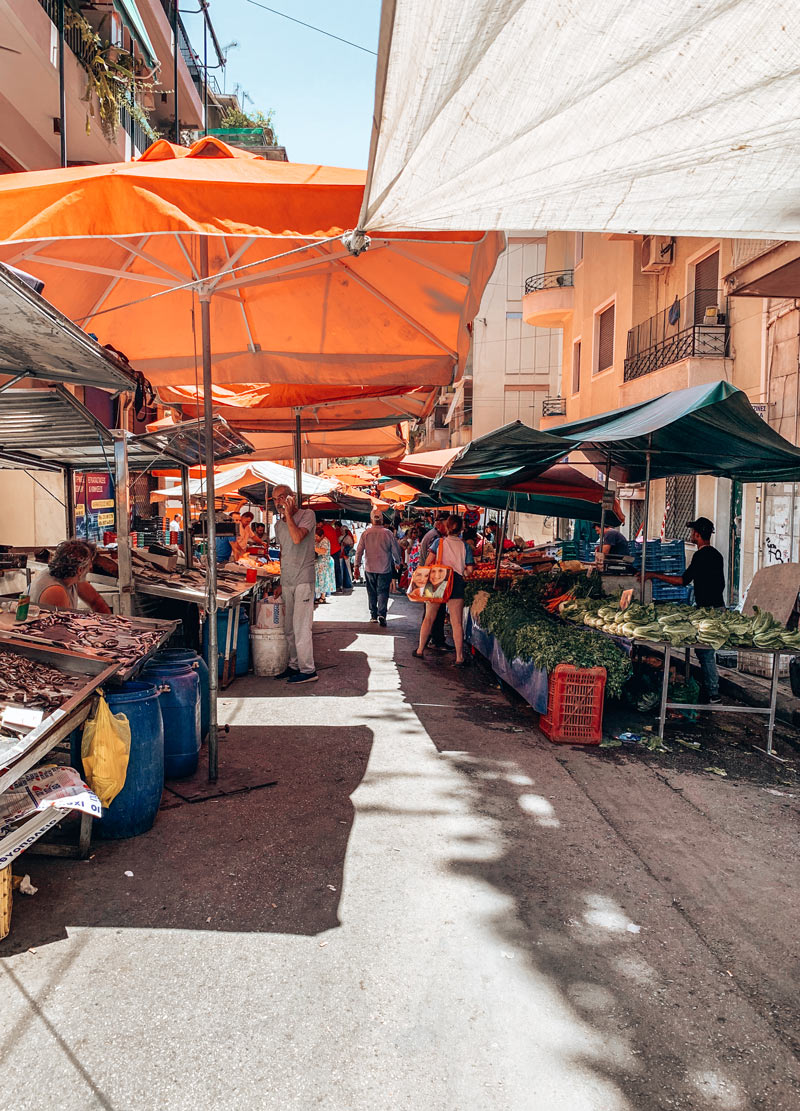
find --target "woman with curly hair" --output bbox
[29,539,111,613]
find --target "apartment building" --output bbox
[525,231,775,601]
[0,0,217,171]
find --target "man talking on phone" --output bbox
[272,484,318,684]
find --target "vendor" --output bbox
[594,523,630,559]
[250,521,268,550]
[230,510,255,560]
[640,516,724,703]
[29,539,111,614]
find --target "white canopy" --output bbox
[361,1,800,239]
[154,461,336,501]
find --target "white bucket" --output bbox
[251,625,288,677]
[255,599,284,631]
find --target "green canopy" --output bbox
[430,421,571,491]
[550,381,800,483]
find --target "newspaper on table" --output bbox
[0,764,102,838]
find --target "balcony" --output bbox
[522,270,574,327]
[624,289,729,382]
[542,396,567,418]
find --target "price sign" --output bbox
[92,499,114,510]
[97,512,115,527]
[75,504,85,517]
[601,490,616,511]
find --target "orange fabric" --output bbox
[0,138,503,392]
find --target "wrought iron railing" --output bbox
[624,289,729,381]
[542,396,567,418]
[524,270,574,294]
[119,103,152,155]
[38,0,93,64]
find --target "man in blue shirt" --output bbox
[354,510,402,626]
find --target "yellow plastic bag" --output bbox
[81,694,131,809]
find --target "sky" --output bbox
[181,0,382,169]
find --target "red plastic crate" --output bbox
[539,664,606,744]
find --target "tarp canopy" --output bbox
[154,460,335,501]
[0,138,503,393]
[550,381,800,483]
[362,1,800,239]
[429,423,571,489]
[238,486,381,522]
[381,448,623,523]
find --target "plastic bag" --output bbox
[81,694,131,809]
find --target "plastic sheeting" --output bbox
[466,612,548,714]
[362,1,800,239]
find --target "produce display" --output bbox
[559,598,800,652]
[468,570,631,696]
[467,562,521,583]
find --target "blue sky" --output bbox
[182,1,382,168]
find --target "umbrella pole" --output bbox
[199,244,219,783]
[180,464,192,566]
[640,443,652,604]
[597,453,611,567]
[294,409,303,504]
[493,491,511,589]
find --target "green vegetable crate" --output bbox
[540,664,606,744]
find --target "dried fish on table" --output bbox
[13,612,167,670]
[0,649,84,713]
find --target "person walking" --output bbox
[335,521,354,590]
[272,484,318,684]
[418,515,450,650]
[314,522,336,604]
[414,514,474,666]
[320,519,343,593]
[640,516,725,702]
[354,509,402,626]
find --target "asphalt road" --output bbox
[1,587,798,1110]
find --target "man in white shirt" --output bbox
[272,485,318,684]
[354,510,402,626]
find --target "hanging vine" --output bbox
[64,8,159,143]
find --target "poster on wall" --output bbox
[72,473,114,542]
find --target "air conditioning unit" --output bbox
[641,235,674,273]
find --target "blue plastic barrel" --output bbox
[202,607,250,679]
[141,658,200,779]
[98,682,165,839]
[236,608,250,676]
[150,648,209,742]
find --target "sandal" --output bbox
[412,650,425,659]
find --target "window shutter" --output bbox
[597,305,615,372]
[693,251,719,324]
[572,341,581,393]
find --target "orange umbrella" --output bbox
[320,465,378,488]
[0,137,502,393]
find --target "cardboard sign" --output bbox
[92,499,114,510]
[620,589,634,611]
[97,512,115,527]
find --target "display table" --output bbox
[465,611,549,714]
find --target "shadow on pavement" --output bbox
[0,725,373,955]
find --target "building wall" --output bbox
[0,469,66,546]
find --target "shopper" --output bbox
[314,522,336,604]
[272,484,318,684]
[414,514,474,666]
[640,516,725,702]
[30,539,111,614]
[354,509,402,626]
[320,519,343,593]
[418,515,450,650]
[335,521,354,590]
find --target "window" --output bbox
[595,303,615,373]
[693,250,720,324]
[574,232,584,265]
[572,340,581,393]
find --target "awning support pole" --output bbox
[180,464,192,565]
[640,440,652,604]
[57,0,67,167]
[294,409,303,503]
[494,491,511,590]
[597,453,611,567]
[63,464,75,538]
[111,431,133,616]
[172,2,180,145]
[200,241,219,782]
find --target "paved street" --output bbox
[1,587,799,1111]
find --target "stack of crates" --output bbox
[558,539,579,561]
[631,540,690,603]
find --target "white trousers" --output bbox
[283,582,315,674]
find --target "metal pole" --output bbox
[199,240,219,781]
[57,0,67,167]
[639,444,652,604]
[597,453,611,567]
[202,3,208,137]
[180,464,192,565]
[111,432,133,616]
[172,1,180,144]
[493,491,511,589]
[63,464,75,538]
[294,410,303,504]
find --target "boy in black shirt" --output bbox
[641,517,724,702]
